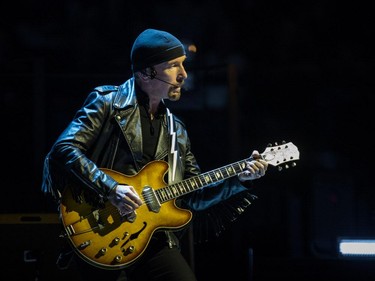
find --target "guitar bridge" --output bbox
[142,186,161,213]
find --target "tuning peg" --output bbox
[285,164,289,169]
[278,166,283,171]
[267,143,272,147]
[274,142,278,146]
[282,140,286,144]
[291,162,297,167]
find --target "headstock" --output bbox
[261,141,300,171]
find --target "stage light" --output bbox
[338,238,375,257]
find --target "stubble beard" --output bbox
[168,90,181,101]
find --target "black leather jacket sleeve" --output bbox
[42,90,119,199]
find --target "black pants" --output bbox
[63,240,197,281]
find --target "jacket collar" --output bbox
[113,77,137,109]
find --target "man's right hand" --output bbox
[108,184,143,215]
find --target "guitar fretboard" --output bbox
[155,158,250,203]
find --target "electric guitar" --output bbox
[60,141,299,269]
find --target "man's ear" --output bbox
[141,67,157,79]
[137,70,150,81]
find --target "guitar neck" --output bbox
[154,141,299,204]
[156,158,250,203]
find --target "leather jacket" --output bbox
[42,77,255,243]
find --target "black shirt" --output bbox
[139,103,161,163]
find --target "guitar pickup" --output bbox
[142,186,161,213]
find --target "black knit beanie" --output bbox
[131,29,186,73]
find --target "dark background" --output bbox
[1,0,375,280]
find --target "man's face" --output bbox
[150,56,188,101]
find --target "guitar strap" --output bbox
[166,108,180,184]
